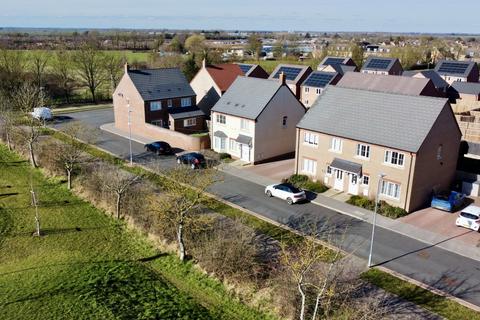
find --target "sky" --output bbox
[1,0,480,34]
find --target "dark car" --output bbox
[144,141,172,155]
[176,152,206,169]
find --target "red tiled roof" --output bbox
[206,64,244,92]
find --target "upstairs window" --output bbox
[384,150,405,167]
[167,99,173,108]
[240,118,249,131]
[303,132,318,146]
[181,97,191,107]
[330,137,343,153]
[437,144,443,161]
[305,87,310,93]
[356,143,370,159]
[150,101,161,111]
[216,114,226,124]
[282,116,288,127]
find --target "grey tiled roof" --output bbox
[403,70,449,89]
[128,68,195,101]
[434,60,477,77]
[449,81,480,95]
[211,77,282,120]
[361,56,400,72]
[330,158,362,176]
[297,86,449,152]
[168,106,205,120]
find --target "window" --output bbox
[362,175,369,186]
[437,144,443,161]
[181,97,191,107]
[381,180,401,199]
[167,99,173,108]
[151,120,162,127]
[229,138,237,151]
[303,132,318,146]
[384,150,405,166]
[214,137,226,150]
[302,158,317,175]
[304,99,309,105]
[240,118,249,131]
[150,101,161,111]
[330,137,343,153]
[316,88,321,95]
[305,87,310,93]
[216,114,226,124]
[282,116,288,127]
[183,118,196,127]
[356,143,370,158]
[326,166,332,176]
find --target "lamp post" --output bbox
[127,98,133,166]
[368,173,386,268]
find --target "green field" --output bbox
[0,145,275,320]
[18,49,151,64]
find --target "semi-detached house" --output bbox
[295,86,461,212]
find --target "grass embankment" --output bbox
[362,269,480,320]
[0,144,276,320]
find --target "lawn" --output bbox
[0,144,275,320]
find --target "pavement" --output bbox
[50,108,480,309]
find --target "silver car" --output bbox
[265,183,306,205]
[455,205,480,232]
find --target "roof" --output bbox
[302,71,338,88]
[330,158,362,176]
[319,56,356,67]
[336,72,433,96]
[317,63,355,75]
[211,77,282,120]
[297,86,449,152]
[127,68,195,101]
[168,106,205,119]
[236,134,252,145]
[361,56,400,72]
[449,81,480,95]
[268,64,311,84]
[206,64,244,92]
[434,60,477,77]
[461,205,480,216]
[403,70,449,89]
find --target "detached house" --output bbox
[317,56,357,75]
[434,60,479,84]
[211,75,306,164]
[448,82,480,102]
[113,65,206,135]
[300,71,341,107]
[268,64,312,99]
[361,56,403,75]
[190,61,268,117]
[403,70,449,94]
[295,86,461,212]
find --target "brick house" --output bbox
[211,74,306,164]
[113,64,206,136]
[360,56,403,75]
[300,71,341,107]
[434,60,479,84]
[403,70,449,94]
[448,82,480,102]
[295,86,461,213]
[268,64,312,99]
[316,56,357,75]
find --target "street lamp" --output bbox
[368,173,386,268]
[127,98,133,166]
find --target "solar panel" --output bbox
[238,64,253,74]
[303,72,335,88]
[272,66,303,81]
[324,57,345,65]
[437,62,470,75]
[366,58,392,70]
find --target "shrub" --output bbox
[218,152,231,160]
[347,196,408,219]
[283,174,329,193]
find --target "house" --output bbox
[434,60,479,84]
[190,60,269,117]
[360,56,403,75]
[113,64,206,135]
[336,72,442,97]
[211,74,306,164]
[268,64,312,99]
[447,82,480,102]
[403,69,449,94]
[295,86,461,213]
[300,71,341,107]
[317,56,357,75]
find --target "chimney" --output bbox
[279,71,286,85]
[124,62,130,74]
[202,58,206,69]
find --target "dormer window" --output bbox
[181,97,191,107]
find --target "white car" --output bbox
[265,183,306,205]
[31,107,53,121]
[455,205,480,232]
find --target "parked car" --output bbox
[176,152,206,169]
[31,107,53,121]
[431,191,465,212]
[455,205,480,232]
[265,183,306,205]
[144,141,172,155]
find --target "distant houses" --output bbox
[360,56,403,75]
[434,60,479,84]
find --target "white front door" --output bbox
[241,144,250,162]
[348,174,359,195]
[334,169,344,191]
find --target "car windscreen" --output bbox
[460,212,479,220]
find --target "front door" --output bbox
[334,169,344,191]
[241,144,250,162]
[348,174,359,195]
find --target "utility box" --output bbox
[462,180,480,197]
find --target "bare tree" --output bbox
[73,44,106,103]
[150,166,218,261]
[103,52,125,93]
[0,48,27,95]
[12,83,46,167]
[0,93,17,150]
[52,50,75,104]
[29,51,50,89]
[30,180,41,237]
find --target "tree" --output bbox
[52,50,75,104]
[350,44,365,68]
[247,34,263,60]
[103,52,125,93]
[29,51,50,89]
[273,41,284,59]
[12,83,46,168]
[169,35,185,53]
[184,34,206,55]
[0,93,17,150]
[73,44,106,103]
[182,53,199,81]
[150,166,218,261]
[0,49,27,96]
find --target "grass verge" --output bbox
[362,269,480,320]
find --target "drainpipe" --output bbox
[404,152,414,211]
[295,128,300,175]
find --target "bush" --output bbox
[346,196,408,219]
[218,152,231,160]
[283,174,329,193]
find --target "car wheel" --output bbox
[266,190,272,197]
[286,197,293,205]
[177,158,181,164]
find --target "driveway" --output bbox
[242,158,295,182]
